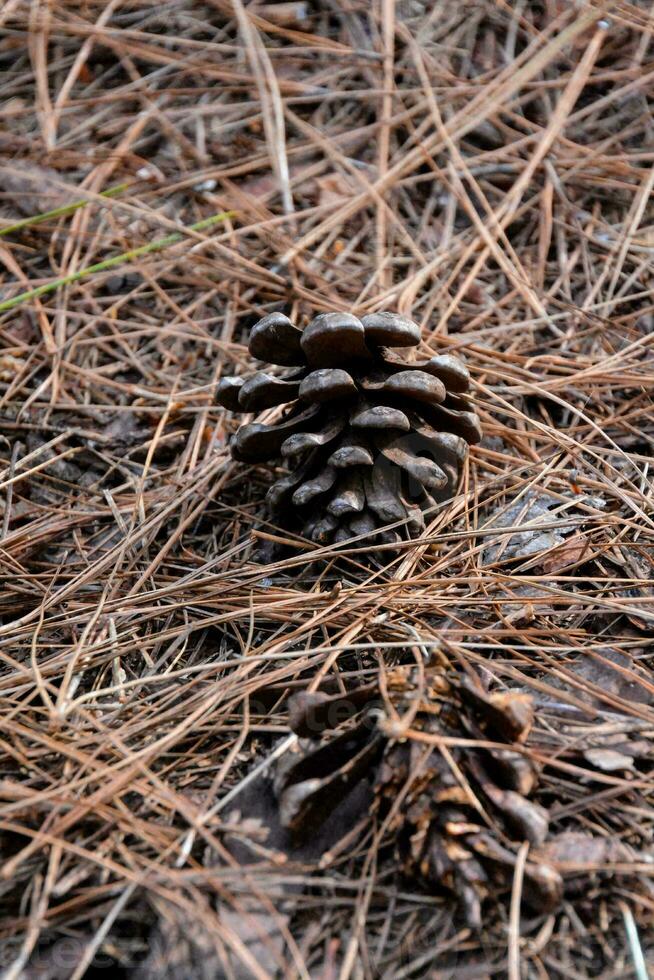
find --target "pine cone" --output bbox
[217,311,481,543]
[279,668,562,928]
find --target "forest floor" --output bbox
[0,1,653,977]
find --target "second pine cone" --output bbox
[217,311,481,544]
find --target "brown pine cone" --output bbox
[217,311,481,544]
[278,669,562,928]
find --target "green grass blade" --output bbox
[0,210,236,314]
[0,182,131,237]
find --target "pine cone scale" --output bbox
[328,440,374,468]
[233,404,320,461]
[381,370,447,403]
[300,312,370,366]
[298,368,357,402]
[280,415,345,457]
[249,312,305,365]
[351,403,411,431]
[238,372,301,411]
[360,311,422,346]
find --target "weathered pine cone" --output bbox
[217,311,481,543]
[278,669,562,928]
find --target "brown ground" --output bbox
[0,1,653,977]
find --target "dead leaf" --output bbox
[238,173,280,198]
[0,163,73,217]
[535,831,625,869]
[559,648,653,708]
[481,490,604,567]
[614,545,654,631]
[541,532,589,573]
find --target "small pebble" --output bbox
[193,178,217,192]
